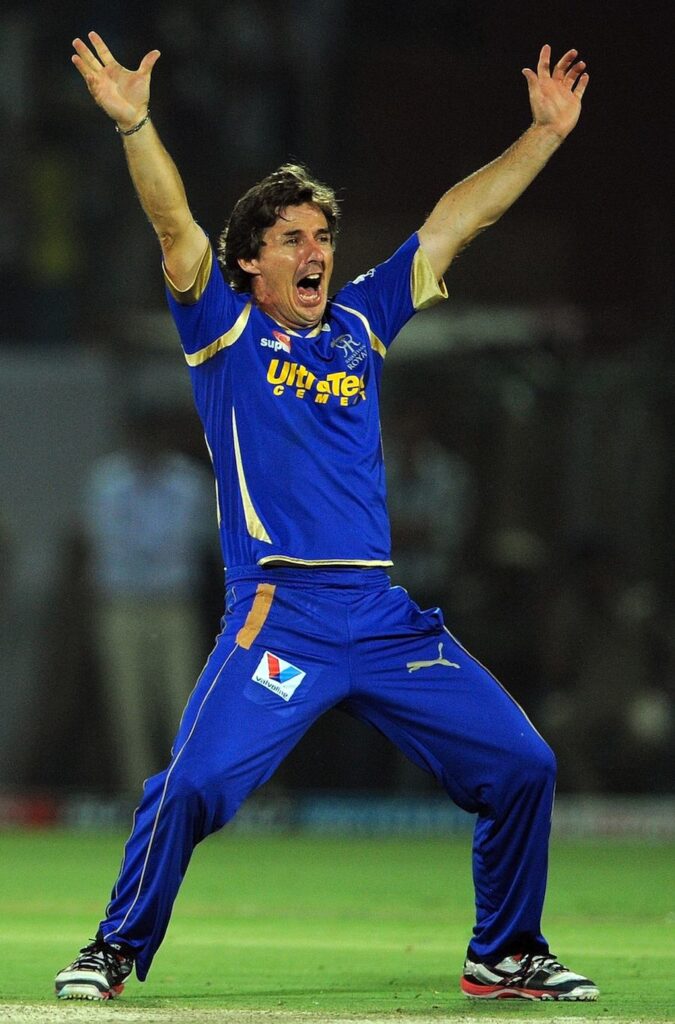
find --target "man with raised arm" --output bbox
[56,31,597,1003]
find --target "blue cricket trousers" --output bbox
[101,568,556,980]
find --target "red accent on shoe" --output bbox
[460,977,555,1000]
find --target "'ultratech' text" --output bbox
[267,359,366,405]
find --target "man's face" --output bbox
[238,203,334,330]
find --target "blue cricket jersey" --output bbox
[165,233,447,572]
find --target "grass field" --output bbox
[0,829,673,1022]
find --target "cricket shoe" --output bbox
[55,935,134,1000]
[460,951,599,1000]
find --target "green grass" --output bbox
[0,830,673,1020]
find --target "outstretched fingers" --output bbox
[524,43,556,85]
[88,30,116,67]
[566,60,586,88]
[71,37,101,75]
[525,44,589,98]
[537,43,552,77]
[139,49,162,75]
[574,72,590,100]
[553,48,578,79]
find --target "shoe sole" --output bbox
[55,982,125,1001]
[461,980,599,1001]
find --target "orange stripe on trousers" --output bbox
[236,583,276,649]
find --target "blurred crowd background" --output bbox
[1,2,672,798]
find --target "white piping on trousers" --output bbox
[442,625,547,743]
[104,641,239,940]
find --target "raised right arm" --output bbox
[72,31,207,288]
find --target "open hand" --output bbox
[522,45,589,140]
[72,31,160,129]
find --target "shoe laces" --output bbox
[517,952,566,979]
[73,938,129,972]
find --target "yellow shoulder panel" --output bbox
[163,243,213,304]
[411,246,448,310]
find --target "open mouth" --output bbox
[296,273,323,305]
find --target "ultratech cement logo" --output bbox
[252,651,306,701]
[267,358,366,405]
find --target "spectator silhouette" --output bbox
[80,407,217,792]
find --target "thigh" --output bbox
[349,587,550,811]
[169,579,350,791]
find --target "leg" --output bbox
[347,586,555,962]
[100,578,348,981]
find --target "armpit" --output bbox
[163,242,212,305]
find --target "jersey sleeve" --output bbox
[333,232,447,353]
[163,239,252,367]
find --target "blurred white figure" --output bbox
[82,409,216,791]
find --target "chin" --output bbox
[295,305,325,327]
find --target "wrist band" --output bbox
[116,111,150,137]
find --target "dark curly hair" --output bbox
[217,164,340,293]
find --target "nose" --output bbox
[304,240,325,264]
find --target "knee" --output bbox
[515,735,557,791]
[163,760,241,832]
[161,762,207,816]
[480,738,556,821]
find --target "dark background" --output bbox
[5,1,672,321]
[0,1,672,797]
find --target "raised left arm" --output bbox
[418,45,589,280]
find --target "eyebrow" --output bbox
[280,227,331,238]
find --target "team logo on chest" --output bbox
[331,333,367,370]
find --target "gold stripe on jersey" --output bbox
[232,408,272,543]
[411,246,448,310]
[258,556,393,569]
[202,433,221,527]
[236,583,276,649]
[330,302,387,359]
[184,302,253,367]
[163,240,212,304]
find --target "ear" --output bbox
[237,256,261,276]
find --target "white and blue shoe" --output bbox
[55,935,134,1000]
[461,951,599,1000]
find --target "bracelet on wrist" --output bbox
[115,111,150,137]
